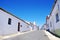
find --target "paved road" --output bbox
[4,30,50,40]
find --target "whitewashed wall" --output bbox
[0,10,19,35]
[41,24,47,30]
[43,24,47,30]
[46,19,50,30]
[52,0,60,30]
[0,9,31,36]
[33,25,38,30]
[48,0,60,32]
[20,22,30,32]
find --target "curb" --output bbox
[47,31,60,38]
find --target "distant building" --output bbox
[29,22,38,30]
[41,24,47,30]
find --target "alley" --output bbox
[0,30,59,40]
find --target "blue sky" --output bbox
[0,0,54,26]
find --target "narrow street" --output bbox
[0,30,60,40]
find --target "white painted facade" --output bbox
[46,0,60,33]
[0,8,31,36]
[41,24,47,30]
[33,22,38,30]
[29,22,38,30]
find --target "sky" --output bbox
[0,0,54,27]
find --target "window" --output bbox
[58,4,59,10]
[47,24,49,27]
[56,13,59,23]
[8,18,11,25]
[47,24,49,29]
[50,22,52,27]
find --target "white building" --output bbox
[29,22,38,30]
[41,24,47,30]
[0,8,32,36]
[41,15,50,30]
[46,0,60,35]
[33,21,38,30]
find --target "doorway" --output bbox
[18,22,20,31]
